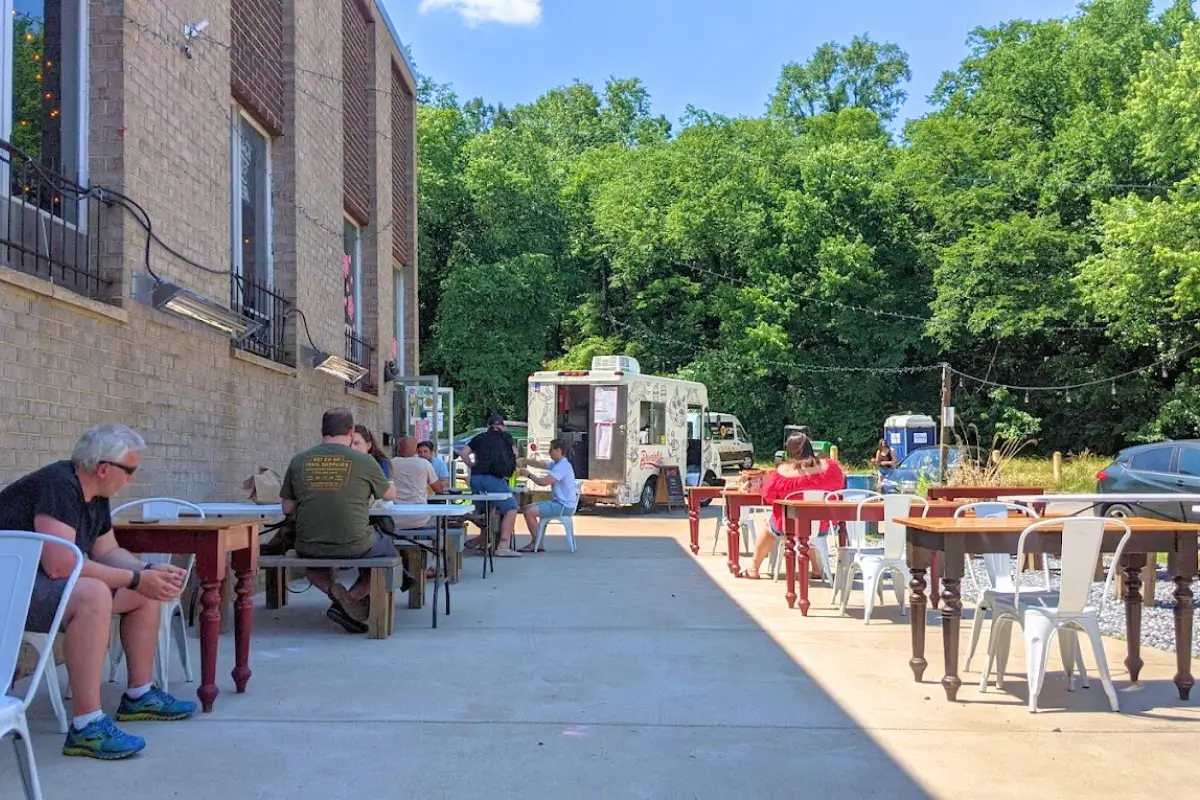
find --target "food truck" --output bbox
[527,356,723,512]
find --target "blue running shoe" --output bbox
[115,687,198,722]
[62,715,146,760]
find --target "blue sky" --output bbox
[382,0,1123,125]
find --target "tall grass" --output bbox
[999,451,1109,493]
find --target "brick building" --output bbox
[0,0,418,498]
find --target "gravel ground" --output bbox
[957,558,1200,657]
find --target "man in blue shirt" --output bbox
[517,439,578,552]
[416,440,451,484]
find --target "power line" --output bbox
[947,344,1200,393]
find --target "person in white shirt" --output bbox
[517,439,578,552]
[389,436,446,529]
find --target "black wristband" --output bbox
[128,569,141,591]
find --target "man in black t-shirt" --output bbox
[460,412,520,555]
[0,424,196,760]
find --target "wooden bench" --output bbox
[260,551,407,639]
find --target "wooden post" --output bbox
[938,364,951,485]
[829,444,839,462]
[990,450,1001,465]
[1052,452,1063,483]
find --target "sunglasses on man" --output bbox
[100,460,137,476]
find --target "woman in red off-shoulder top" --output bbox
[739,433,846,579]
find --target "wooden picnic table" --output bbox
[926,486,1045,501]
[778,499,965,615]
[683,485,725,555]
[112,516,261,713]
[899,515,1200,703]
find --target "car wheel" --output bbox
[638,478,658,514]
[741,455,754,470]
[699,472,719,508]
[1103,503,1134,518]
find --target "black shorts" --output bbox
[297,530,398,561]
[24,572,117,634]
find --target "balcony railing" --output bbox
[231,274,295,366]
[345,330,377,394]
[0,139,110,299]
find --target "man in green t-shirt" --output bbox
[281,407,397,633]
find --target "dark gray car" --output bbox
[1096,440,1200,522]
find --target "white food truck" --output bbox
[527,356,723,512]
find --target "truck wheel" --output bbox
[638,478,658,514]
[741,455,754,469]
[699,472,719,508]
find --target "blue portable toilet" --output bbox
[883,414,938,462]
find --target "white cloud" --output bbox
[419,0,542,26]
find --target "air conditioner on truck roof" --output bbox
[590,355,640,374]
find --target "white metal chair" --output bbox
[533,514,577,552]
[824,488,883,604]
[762,491,833,583]
[710,488,752,556]
[3,531,84,800]
[107,499,203,693]
[840,495,929,623]
[953,502,1051,671]
[980,517,1132,712]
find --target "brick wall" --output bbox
[231,0,285,135]
[342,0,373,225]
[0,0,417,499]
[391,65,412,268]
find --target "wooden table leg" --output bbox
[198,576,222,712]
[784,516,798,609]
[940,536,965,701]
[726,502,741,575]
[1123,554,1146,683]
[930,552,940,610]
[1169,539,1196,700]
[231,545,255,694]
[688,494,700,555]
[908,543,931,682]
[796,526,812,616]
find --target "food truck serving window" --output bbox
[639,401,666,444]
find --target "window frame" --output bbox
[638,401,667,444]
[1176,447,1200,478]
[393,266,405,375]
[230,108,274,290]
[343,215,363,339]
[1130,446,1175,475]
[1,0,90,222]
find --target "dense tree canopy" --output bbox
[415,0,1200,458]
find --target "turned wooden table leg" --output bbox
[198,578,222,712]
[1123,555,1145,683]
[797,528,812,616]
[909,566,928,682]
[727,504,742,575]
[784,520,798,609]
[231,567,253,693]
[688,496,700,555]
[940,577,963,701]
[1170,541,1197,700]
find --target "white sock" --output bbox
[125,683,153,700]
[72,710,104,730]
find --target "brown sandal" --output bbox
[736,569,762,580]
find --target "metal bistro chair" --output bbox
[824,488,883,604]
[3,531,84,800]
[980,517,1131,713]
[840,495,929,623]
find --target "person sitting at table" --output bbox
[459,412,520,557]
[517,439,578,552]
[281,407,397,633]
[0,423,196,760]
[417,439,451,485]
[352,424,392,479]
[739,432,846,580]
[389,436,447,527]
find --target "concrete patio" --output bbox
[4,507,1197,799]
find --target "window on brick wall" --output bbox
[343,216,374,391]
[0,0,107,299]
[230,111,290,365]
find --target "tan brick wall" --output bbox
[0,0,418,498]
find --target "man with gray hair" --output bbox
[0,423,196,760]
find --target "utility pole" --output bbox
[939,363,951,486]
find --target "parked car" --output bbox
[879,447,982,494]
[1096,440,1200,521]
[451,422,529,483]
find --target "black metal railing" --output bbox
[231,274,295,366]
[345,330,377,393]
[0,139,110,298]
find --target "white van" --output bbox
[527,356,724,512]
[709,412,755,470]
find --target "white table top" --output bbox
[427,492,511,502]
[188,502,472,518]
[999,493,1200,504]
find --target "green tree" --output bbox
[768,35,911,123]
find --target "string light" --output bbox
[948,343,1200,394]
